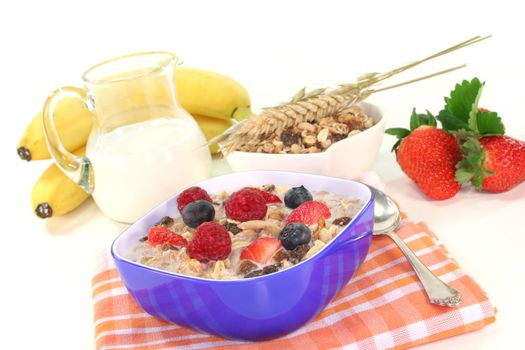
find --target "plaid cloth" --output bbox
[92,176,495,349]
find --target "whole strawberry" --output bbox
[386,110,462,200]
[456,135,525,192]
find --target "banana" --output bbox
[175,67,252,121]
[17,97,93,161]
[18,67,251,161]
[192,114,236,153]
[31,148,90,218]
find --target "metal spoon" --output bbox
[366,185,462,307]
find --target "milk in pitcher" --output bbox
[86,117,211,223]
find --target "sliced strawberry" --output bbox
[240,237,282,265]
[243,187,282,204]
[286,201,331,225]
[147,226,188,248]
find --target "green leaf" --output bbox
[426,110,437,127]
[455,165,474,184]
[437,109,470,131]
[444,78,484,126]
[385,127,410,153]
[385,128,410,138]
[451,129,477,143]
[410,108,437,130]
[455,137,489,189]
[476,111,505,135]
[462,137,483,154]
[391,139,402,153]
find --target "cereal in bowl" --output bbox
[132,185,363,280]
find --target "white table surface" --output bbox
[1,1,524,349]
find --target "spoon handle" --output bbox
[385,231,461,307]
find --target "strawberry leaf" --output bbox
[476,111,505,135]
[385,127,410,152]
[410,108,437,130]
[444,78,484,126]
[455,137,492,189]
[437,109,470,131]
[455,167,474,184]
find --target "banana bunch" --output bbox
[20,67,252,218]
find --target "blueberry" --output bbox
[182,200,215,228]
[284,185,313,209]
[279,223,312,250]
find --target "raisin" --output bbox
[281,128,300,146]
[224,222,241,235]
[332,133,347,143]
[289,244,309,263]
[139,236,148,242]
[238,260,257,274]
[156,216,174,227]
[273,249,291,262]
[346,119,365,131]
[262,264,280,275]
[244,269,264,278]
[333,216,352,226]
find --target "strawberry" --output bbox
[240,237,282,265]
[285,201,331,225]
[147,226,188,248]
[386,109,462,200]
[456,135,525,192]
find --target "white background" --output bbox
[1,0,524,349]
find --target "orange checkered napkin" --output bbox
[92,216,495,350]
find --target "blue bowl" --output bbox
[111,171,374,341]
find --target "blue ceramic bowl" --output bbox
[111,171,374,341]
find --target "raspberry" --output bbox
[147,226,188,247]
[225,189,267,222]
[243,187,282,204]
[177,186,212,212]
[286,201,331,225]
[187,222,232,263]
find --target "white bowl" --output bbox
[224,102,384,179]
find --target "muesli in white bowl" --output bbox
[222,102,384,179]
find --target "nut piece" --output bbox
[262,142,275,153]
[297,122,316,132]
[302,135,317,146]
[238,220,281,237]
[305,240,326,259]
[290,144,302,154]
[267,205,286,221]
[211,260,226,279]
[317,128,330,142]
[319,228,331,243]
[180,258,203,277]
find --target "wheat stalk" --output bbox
[221,35,491,154]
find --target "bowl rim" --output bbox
[222,102,384,158]
[111,170,374,284]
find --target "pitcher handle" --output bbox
[42,87,94,193]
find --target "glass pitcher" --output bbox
[43,52,212,223]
